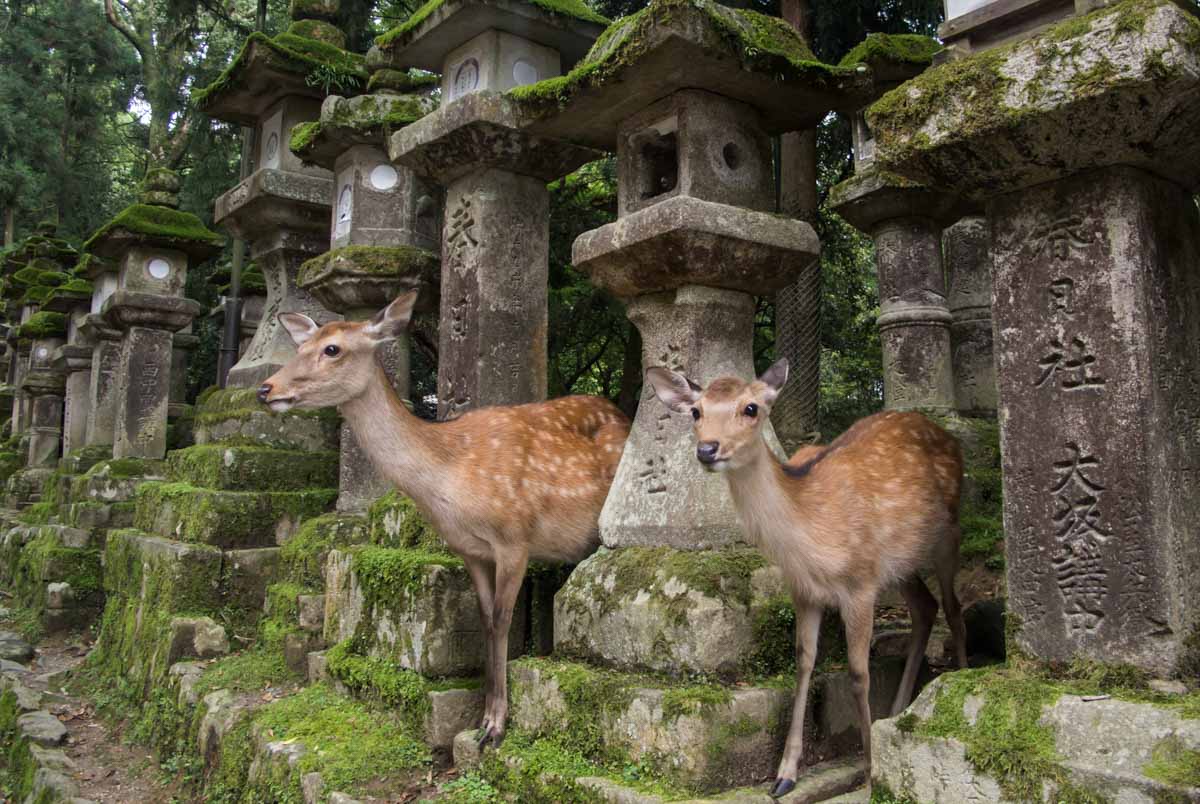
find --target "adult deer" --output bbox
[258,291,630,746]
[647,359,966,798]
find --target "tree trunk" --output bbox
[772,0,823,451]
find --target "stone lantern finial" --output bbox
[140,167,182,209]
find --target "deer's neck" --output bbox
[724,440,820,554]
[337,366,454,504]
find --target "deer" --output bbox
[647,358,967,799]
[257,290,631,747]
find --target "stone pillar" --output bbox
[22,335,67,468]
[105,310,193,459]
[199,4,369,388]
[81,318,121,448]
[831,154,960,415]
[944,215,996,416]
[56,344,92,455]
[436,169,548,417]
[868,0,1200,671]
[170,330,198,417]
[293,81,440,513]
[380,0,607,417]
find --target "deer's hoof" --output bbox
[768,778,795,799]
[476,727,493,751]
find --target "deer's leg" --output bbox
[843,592,877,780]
[936,525,968,669]
[769,599,822,799]
[463,556,497,737]
[479,545,528,748]
[892,576,937,716]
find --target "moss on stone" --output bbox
[505,0,846,117]
[286,18,347,48]
[45,279,93,305]
[298,244,438,287]
[837,32,942,69]
[17,285,52,305]
[17,311,66,339]
[910,663,1200,801]
[87,456,163,479]
[193,30,367,110]
[279,512,367,587]
[1144,736,1200,788]
[366,490,446,551]
[367,68,439,94]
[377,0,609,49]
[351,544,464,603]
[661,685,732,721]
[166,444,338,491]
[289,120,321,155]
[83,203,222,252]
[194,386,337,426]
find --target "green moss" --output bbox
[16,285,52,305]
[249,683,430,799]
[86,456,162,479]
[377,0,608,49]
[661,685,732,721]
[297,244,438,286]
[289,121,320,154]
[895,712,919,733]
[505,0,848,118]
[1144,736,1200,787]
[17,311,66,339]
[0,451,20,488]
[192,644,300,702]
[351,545,463,603]
[45,279,93,304]
[83,203,221,251]
[286,18,347,48]
[279,512,367,587]
[194,386,337,425]
[166,444,338,491]
[366,68,439,94]
[194,30,367,109]
[366,490,445,550]
[837,33,942,69]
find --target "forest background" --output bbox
[0,0,945,436]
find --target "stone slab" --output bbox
[574,759,864,803]
[869,0,1200,197]
[165,445,338,491]
[574,196,820,298]
[133,483,336,548]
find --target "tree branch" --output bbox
[104,0,145,58]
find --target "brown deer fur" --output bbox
[647,359,966,797]
[259,291,630,745]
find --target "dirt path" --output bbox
[1,607,183,804]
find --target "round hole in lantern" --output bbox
[147,257,171,280]
[35,347,48,360]
[512,59,538,86]
[370,164,399,191]
[722,142,742,170]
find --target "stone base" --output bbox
[165,444,338,491]
[873,669,1200,803]
[553,546,806,679]
[323,547,527,677]
[193,387,340,453]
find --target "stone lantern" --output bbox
[510,0,866,721]
[84,170,220,459]
[869,0,1200,677]
[74,254,122,449]
[378,0,608,417]
[292,67,441,512]
[44,267,96,456]
[199,0,368,387]
[830,35,963,413]
[17,310,68,471]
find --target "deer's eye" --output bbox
[744,403,758,418]
[690,407,700,421]
[323,344,340,357]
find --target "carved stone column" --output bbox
[944,215,996,416]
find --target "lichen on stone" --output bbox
[17,311,66,339]
[298,244,439,286]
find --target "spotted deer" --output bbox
[647,358,967,798]
[258,291,631,746]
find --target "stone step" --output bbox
[323,547,529,677]
[193,387,340,453]
[62,499,136,533]
[67,457,166,504]
[102,529,224,606]
[165,444,338,492]
[505,655,919,794]
[9,525,104,632]
[575,759,865,803]
[133,481,336,548]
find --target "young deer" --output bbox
[258,291,630,746]
[647,359,966,798]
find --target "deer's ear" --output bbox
[646,366,701,415]
[757,358,789,405]
[279,313,319,347]
[364,290,418,343]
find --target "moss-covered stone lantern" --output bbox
[503,1,867,759]
[868,0,1200,688]
[72,254,122,449]
[829,35,964,413]
[378,0,609,418]
[291,66,441,512]
[44,259,96,457]
[200,0,368,387]
[84,170,220,459]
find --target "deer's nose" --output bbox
[257,383,273,404]
[697,441,720,464]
